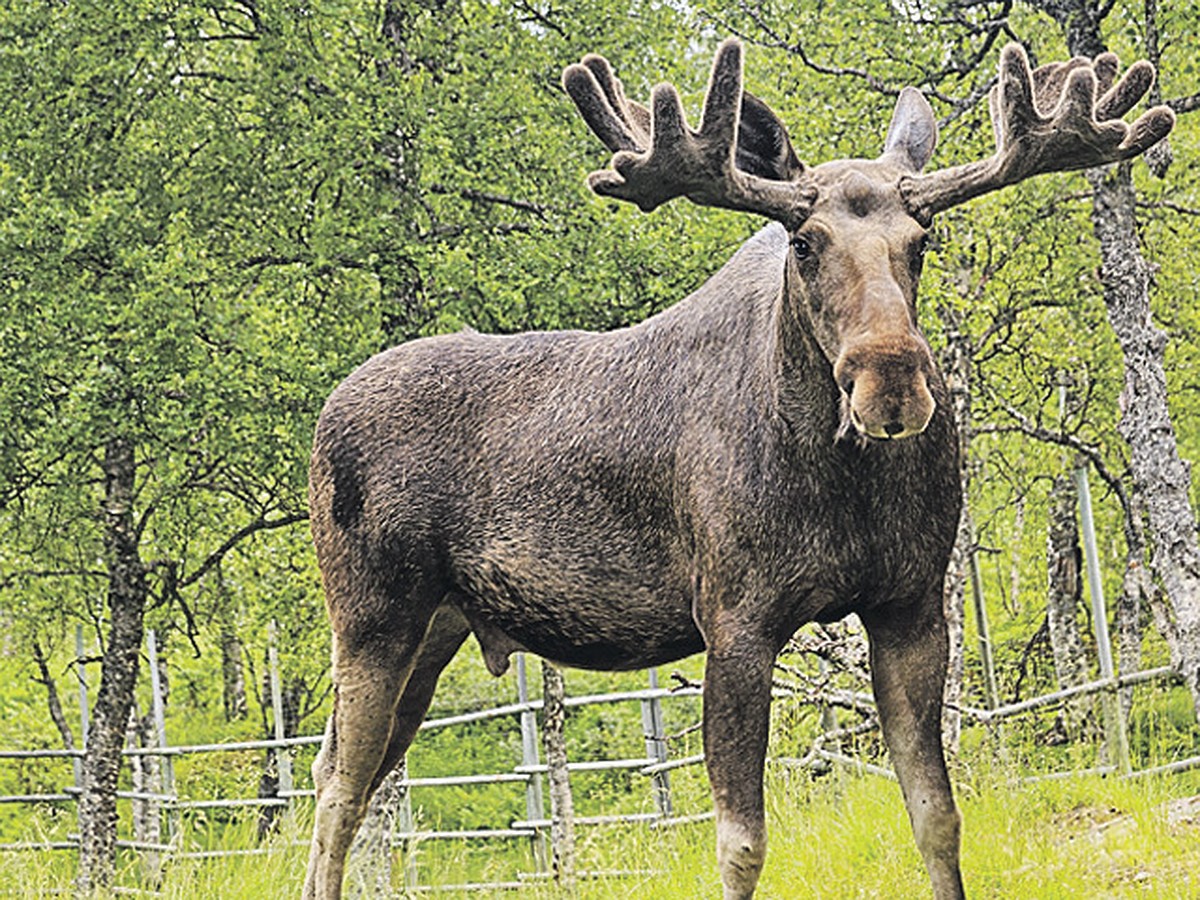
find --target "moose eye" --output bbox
[791,235,813,260]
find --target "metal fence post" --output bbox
[1075,464,1133,775]
[396,759,418,891]
[516,654,548,872]
[967,521,1001,715]
[267,621,294,809]
[640,669,673,819]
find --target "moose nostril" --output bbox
[839,378,855,396]
[883,421,905,437]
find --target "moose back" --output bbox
[301,40,1172,900]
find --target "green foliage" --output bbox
[1,0,1199,892]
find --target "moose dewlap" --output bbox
[302,40,1172,900]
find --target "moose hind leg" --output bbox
[369,604,471,795]
[702,640,776,900]
[302,600,439,900]
[862,601,965,900]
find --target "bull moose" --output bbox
[301,39,1172,899]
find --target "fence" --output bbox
[0,628,712,893]
[0,639,1193,893]
[2,465,1200,892]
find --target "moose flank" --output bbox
[301,40,1172,900]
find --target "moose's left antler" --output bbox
[901,43,1175,224]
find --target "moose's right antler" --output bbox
[563,40,815,227]
[901,43,1174,224]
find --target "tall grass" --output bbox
[3,763,1198,898]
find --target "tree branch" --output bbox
[1166,93,1200,115]
[974,392,1131,520]
[176,513,309,591]
[427,183,553,217]
[32,640,77,751]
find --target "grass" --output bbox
[3,762,1199,898]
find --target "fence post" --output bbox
[516,654,548,872]
[146,630,181,846]
[1075,464,1133,775]
[967,521,1001,715]
[395,759,418,891]
[640,669,673,818]
[267,621,294,809]
[817,657,839,738]
[541,660,575,887]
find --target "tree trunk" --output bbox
[1009,493,1025,615]
[1086,161,1200,719]
[1046,472,1093,739]
[937,306,971,754]
[77,436,148,894]
[1114,488,1167,722]
[541,660,576,889]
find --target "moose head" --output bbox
[564,40,1172,442]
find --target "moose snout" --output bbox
[834,339,936,440]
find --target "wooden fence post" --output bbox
[541,660,575,888]
[267,622,294,810]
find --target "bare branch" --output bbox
[1166,93,1200,115]
[427,183,554,218]
[32,640,77,751]
[974,391,1130,516]
[1138,199,1200,216]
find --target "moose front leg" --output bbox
[702,637,776,899]
[862,599,965,900]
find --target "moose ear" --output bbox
[736,91,805,181]
[882,87,938,172]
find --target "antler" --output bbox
[902,43,1174,224]
[563,40,815,227]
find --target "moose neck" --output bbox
[767,254,844,445]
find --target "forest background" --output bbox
[1,0,1200,894]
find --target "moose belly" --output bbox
[452,545,703,675]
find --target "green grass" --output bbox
[3,764,1199,898]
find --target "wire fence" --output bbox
[2,465,1198,892]
[0,635,1192,893]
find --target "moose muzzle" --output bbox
[834,337,936,440]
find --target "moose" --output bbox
[302,39,1172,899]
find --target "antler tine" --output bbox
[902,43,1175,224]
[561,55,648,153]
[564,40,814,227]
[563,54,649,154]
